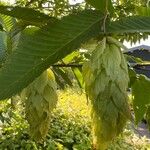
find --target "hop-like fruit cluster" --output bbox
[21,69,58,141]
[83,37,131,150]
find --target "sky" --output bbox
[69,0,84,4]
[124,37,150,48]
[4,0,150,48]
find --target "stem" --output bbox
[102,0,109,33]
[52,63,150,68]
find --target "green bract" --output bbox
[21,69,58,141]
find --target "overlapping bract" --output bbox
[21,69,58,141]
[83,37,131,150]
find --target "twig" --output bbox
[52,64,82,67]
[102,0,109,33]
[52,63,150,69]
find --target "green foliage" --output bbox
[107,15,150,33]
[0,31,6,63]
[0,90,150,150]
[72,67,84,88]
[132,75,150,124]
[15,0,86,17]
[1,5,150,100]
[48,90,92,150]
[0,14,16,32]
[85,0,114,13]
[0,5,53,25]
[0,10,104,100]
[0,90,92,150]
[136,6,150,16]
[0,6,150,99]
[0,1,150,149]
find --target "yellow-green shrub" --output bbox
[0,89,150,150]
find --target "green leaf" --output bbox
[63,51,80,64]
[0,15,25,55]
[132,75,150,124]
[2,9,150,99]
[0,31,7,63]
[136,6,150,16]
[0,14,16,31]
[85,0,114,14]
[0,5,55,25]
[72,67,84,88]
[7,21,27,54]
[0,10,103,99]
[1,7,150,34]
[128,67,137,88]
[107,16,150,33]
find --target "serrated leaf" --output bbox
[0,14,25,55]
[2,10,150,99]
[0,5,55,24]
[107,16,150,33]
[0,10,104,99]
[7,22,28,54]
[0,14,16,31]
[132,75,150,124]
[1,8,150,34]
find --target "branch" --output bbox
[52,63,150,69]
[52,64,82,67]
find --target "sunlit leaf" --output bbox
[1,9,150,99]
[136,6,150,16]
[72,67,84,88]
